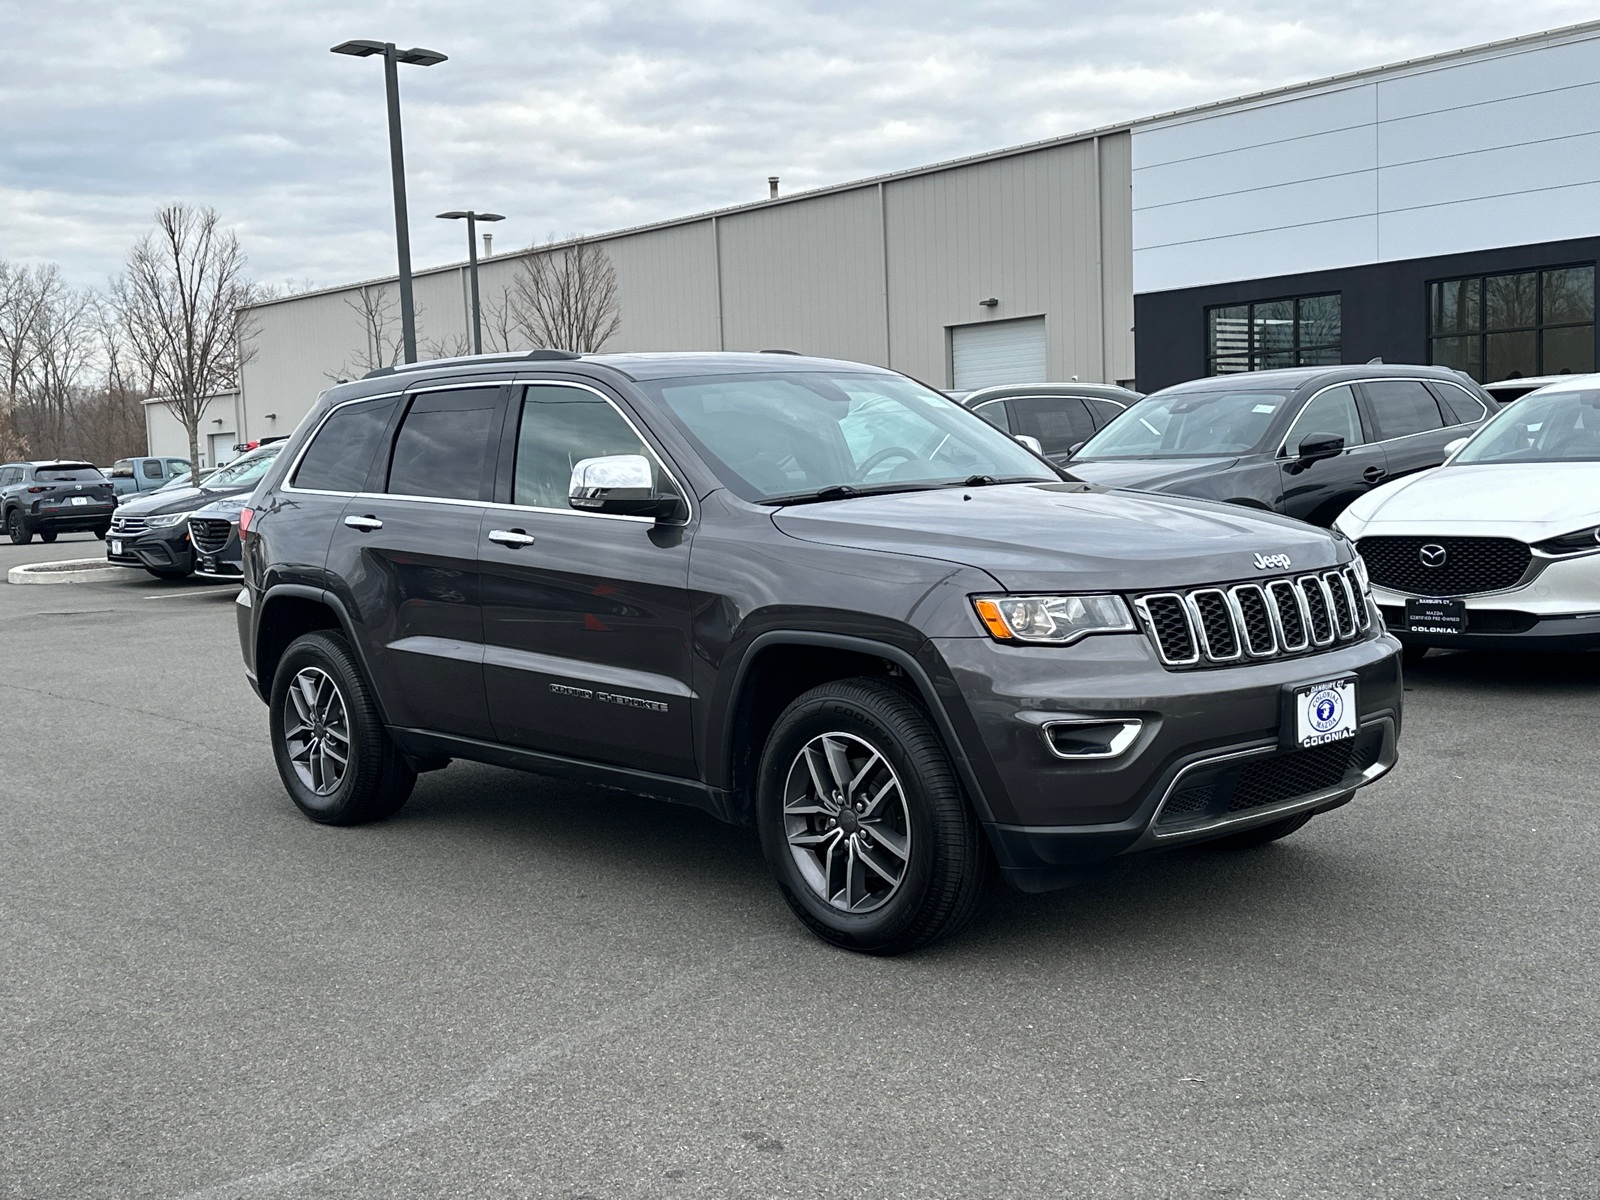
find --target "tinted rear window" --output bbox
[293,397,400,493]
[35,465,104,481]
[385,388,499,501]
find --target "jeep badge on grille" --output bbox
[1253,552,1292,571]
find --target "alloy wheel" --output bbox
[282,667,351,795]
[783,732,912,913]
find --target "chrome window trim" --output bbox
[1265,579,1310,652]
[506,379,694,527]
[1276,380,1367,458]
[1275,376,1486,458]
[1133,593,1201,666]
[281,387,409,497]
[1185,588,1243,662]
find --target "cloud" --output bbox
[2,0,1594,290]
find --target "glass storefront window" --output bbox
[1429,264,1594,382]
[1205,293,1341,375]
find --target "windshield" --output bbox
[203,445,281,490]
[1076,389,1292,459]
[641,371,1057,503]
[1453,388,1600,464]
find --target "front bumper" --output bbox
[930,627,1403,892]
[1367,545,1600,651]
[106,528,192,572]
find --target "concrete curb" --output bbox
[8,557,128,585]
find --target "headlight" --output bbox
[1533,525,1600,555]
[142,512,187,528]
[972,594,1135,645]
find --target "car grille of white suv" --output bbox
[1134,566,1371,668]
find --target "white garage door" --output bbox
[951,316,1047,389]
[209,431,237,467]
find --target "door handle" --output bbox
[343,515,383,532]
[1363,466,1386,483]
[488,528,536,549]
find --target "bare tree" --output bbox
[507,237,622,353]
[14,280,97,454]
[481,285,520,354]
[112,204,259,481]
[329,284,420,380]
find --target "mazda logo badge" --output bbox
[1419,543,1447,568]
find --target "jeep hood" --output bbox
[772,482,1342,592]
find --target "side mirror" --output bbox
[1015,434,1044,455]
[1444,437,1468,458]
[1296,433,1345,462]
[569,454,682,521]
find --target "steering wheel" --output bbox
[855,446,919,479]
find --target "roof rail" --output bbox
[362,348,582,380]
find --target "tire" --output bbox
[269,631,416,825]
[757,677,994,956]
[6,510,31,545]
[1206,811,1313,850]
[93,527,108,540]
[38,530,57,544]
[144,564,192,581]
[1402,642,1429,669]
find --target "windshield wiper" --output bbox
[762,482,943,506]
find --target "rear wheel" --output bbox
[38,530,57,544]
[6,511,31,545]
[1207,811,1313,850]
[757,678,993,956]
[269,630,415,824]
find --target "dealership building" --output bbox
[211,20,1600,458]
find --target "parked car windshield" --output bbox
[643,371,1057,503]
[1452,388,1600,464]
[1075,388,1293,459]
[35,464,105,481]
[203,445,281,490]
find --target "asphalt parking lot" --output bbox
[2,532,1598,1199]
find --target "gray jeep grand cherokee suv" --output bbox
[237,351,1402,955]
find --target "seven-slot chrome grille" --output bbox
[1133,566,1371,668]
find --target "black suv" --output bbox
[108,444,281,580]
[1,461,117,543]
[238,351,1402,954]
[1067,365,1493,526]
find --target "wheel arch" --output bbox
[721,631,997,826]
[255,585,391,725]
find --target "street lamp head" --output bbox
[396,47,447,66]
[437,211,506,222]
[478,213,505,222]
[437,211,470,220]
[330,39,387,56]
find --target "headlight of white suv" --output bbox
[142,512,188,529]
[972,594,1135,645]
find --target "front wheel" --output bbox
[269,631,415,824]
[93,527,108,540]
[145,566,190,581]
[757,678,994,956]
[6,511,31,545]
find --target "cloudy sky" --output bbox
[3,1,1595,292]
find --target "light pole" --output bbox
[437,210,504,355]
[331,39,447,364]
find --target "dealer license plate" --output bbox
[1405,596,1466,635]
[71,496,88,506]
[1291,678,1358,749]
[111,540,122,555]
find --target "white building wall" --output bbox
[1132,25,1600,294]
[142,392,241,464]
